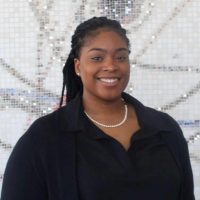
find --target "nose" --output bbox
[102,57,118,71]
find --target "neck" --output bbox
[82,93,125,122]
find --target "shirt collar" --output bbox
[58,92,172,135]
[122,92,172,131]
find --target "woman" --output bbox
[1,17,195,200]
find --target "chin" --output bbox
[97,90,123,101]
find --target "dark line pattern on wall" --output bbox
[0,58,60,99]
[160,81,200,111]
[133,0,193,62]
[135,63,200,73]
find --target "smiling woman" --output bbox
[1,17,195,200]
[74,30,130,103]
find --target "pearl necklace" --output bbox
[84,103,128,128]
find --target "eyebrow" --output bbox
[88,48,130,53]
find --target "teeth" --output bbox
[99,78,118,83]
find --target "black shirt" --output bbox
[77,110,181,200]
[1,92,195,200]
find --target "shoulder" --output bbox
[123,92,183,136]
[15,106,69,150]
[27,108,62,135]
[147,106,185,137]
[13,94,82,152]
[28,109,61,134]
[147,106,180,128]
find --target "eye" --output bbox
[90,56,103,62]
[115,55,128,62]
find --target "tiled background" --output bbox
[0,0,199,198]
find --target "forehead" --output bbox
[81,29,128,52]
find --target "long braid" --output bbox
[59,49,82,107]
[60,17,130,107]
[65,50,82,101]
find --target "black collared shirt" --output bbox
[76,100,181,200]
[1,92,194,200]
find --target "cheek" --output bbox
[80,67,94,78]
[122,66,130,86]
[79,66,96,85]
[79,60,99,77]
[123,65,130,77]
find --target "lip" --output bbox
[97,77,120,86]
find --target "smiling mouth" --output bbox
[98,78,120,85]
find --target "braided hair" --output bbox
[59,16,130,107]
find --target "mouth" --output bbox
[97,77,120,86]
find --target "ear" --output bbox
[74,58,80,75]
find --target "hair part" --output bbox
[59,16,130,107]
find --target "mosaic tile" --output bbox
[0,0,199,198]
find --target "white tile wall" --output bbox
[0,0,199,198]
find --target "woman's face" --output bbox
[74,29,130,102]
